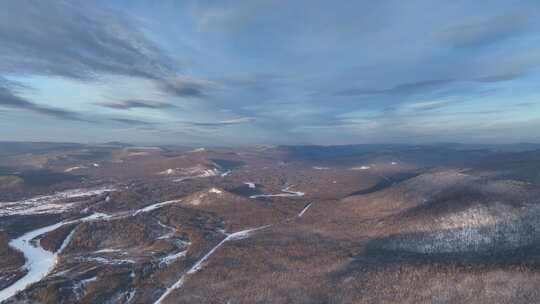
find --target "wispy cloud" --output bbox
[0,1,175,80]
[332,79,454,97]
[1,1,539,144]
[437,11,533,49]
[97,99,174,110]
[405,100,453,111]
[474,72,523,83]
[110,118,155,126]
[0,1,220,124]
[186,117,256,127]
[331,72,523,98]
[159,76,218,98]
[0,81,85,121]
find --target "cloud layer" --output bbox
[1,0,539,145]
[0,0,174,80]
[0,79,83,121]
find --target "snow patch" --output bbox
[64,166,87,172]
[79,212,114,222]
[94,248,122,254]
[127,152,150,156]
[189,147,206,153]
[250,185,305,199]
[160,164,231,181]
[351,165,371,170]
[159,250,187,267]
[133,199,182,216]
[312,166,329,170]
[78,257,135,265]
[125,289,136,303]
[158,168,176,175]
[209,188,223,194]
[244,182,256,189]
[172,166,220,182]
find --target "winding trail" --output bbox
[154,225,272,304]
[132,199,183,216]
[154,201,312,304]
[298,203,312,217]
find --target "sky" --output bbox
[0,0,539,146]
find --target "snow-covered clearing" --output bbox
[351,165,371,170]
[159,250,188,267]
[159,164,231,181]
[132,199,183,216]
[0,186,115,217]
[172,167,221,182]
[64,166,87,172]
[250,185,305,199]
[188,148,206,153]
[209,188,223,194]
[312,166,329,170]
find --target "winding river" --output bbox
[0,221,68,302]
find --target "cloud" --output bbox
[0,81,85,121]
[331,72,526,98]
[219,117,256,124]
[97,99,174,110]
[219,73,283,87]
[438,12,533,49]
[0,2,216,121]
[332,79,454,97]
[0,1,174,80]
[474,72,523,83]
[159,76,217,98]
[187,117,256,127]
[2,1,540,145]
[110,118,155,126]
[406,100,452,111]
